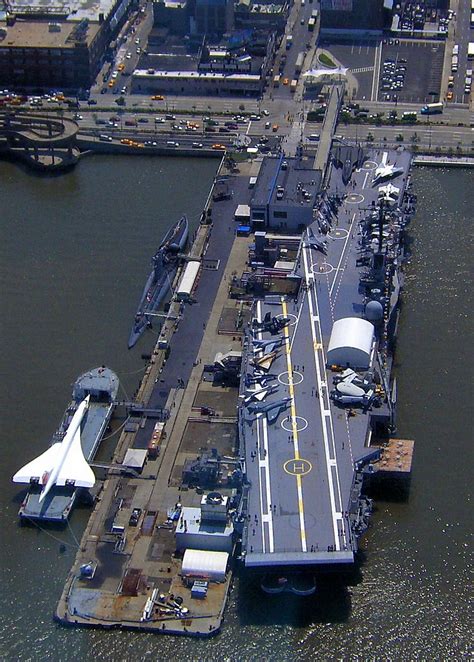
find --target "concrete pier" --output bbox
[56,159,255,636]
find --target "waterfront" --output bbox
[0,159,472,660]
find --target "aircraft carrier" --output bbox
[238,148,415,592]
[54,142,415,635]
[17,367,119,523]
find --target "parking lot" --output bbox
[322,39,380,101]
[379,41,445,103]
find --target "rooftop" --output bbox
[134,69,261,81]
[251,156,321,209]
[0,0,119,21]
[0,17,101,48]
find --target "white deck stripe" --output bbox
[255,300,274,553]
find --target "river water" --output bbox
[0,158,471,661]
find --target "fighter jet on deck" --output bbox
[245,372,277,388]
[252,335,284,355]
[252,312,291,336]
[245,397,292,425]
[372,152,404,186]
[13,396,95,503]
[251,350,281,372]
[242,384,279,405]
[304,227,328,255]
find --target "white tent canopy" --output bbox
[177,260,200,301]
[327,317,374,370]
[303,66,349,80]
[182,549,228,582]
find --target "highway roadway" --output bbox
[73,100,473,148]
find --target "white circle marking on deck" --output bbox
[331,228,349,239]
[281,415,308,433]
[278,370,304,386]
[311,261,334,275]
[346,193,364,204]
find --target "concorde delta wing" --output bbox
[12,444,62,484]
[55,426,96,488]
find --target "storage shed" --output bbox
[122,449,147,472]
[177,260,200,301]
[327,317,374,370]
[182,549,228,582]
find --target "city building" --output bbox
[0,0,133,90]
[234,0,289,33]
[250,155,322,231]
[320,0,386,36]
[132,31,275,96]
[194,0,234,36]
[152,0,190,35]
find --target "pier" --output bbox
[56,157,255,636]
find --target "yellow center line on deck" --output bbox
[281,298,307,553]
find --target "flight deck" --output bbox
[240,149,413,570]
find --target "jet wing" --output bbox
[55,427,95,488]
[266,406,281,425]
[254,389,270,402]
[12,443,62,484]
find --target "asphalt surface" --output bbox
[380,41,445,103]
[322,39,379,102]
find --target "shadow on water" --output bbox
[236,570,364,627]
[0,154,76,178]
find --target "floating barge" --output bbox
[17,367,119,523]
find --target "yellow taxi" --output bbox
[151,95,165,100]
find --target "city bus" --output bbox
[420,102,443,115]
[295,52,305,76]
